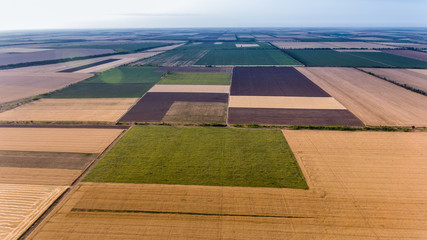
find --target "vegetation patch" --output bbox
[84,126,308,189]
[158,72,231,85]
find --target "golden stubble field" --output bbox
[28,130,427,239]
[0,72,93,104]
[229,96,346,109]
[0,183,67,240]
[296,67,427,126]
[361,68,427,93]
[0,127,123,153]
[0,98,138,122]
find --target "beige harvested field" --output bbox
[144,43,185,52]
[235,44,259,48]
[409,68,427,76]
[29,130,427,240]
[0,47,52,53]
[335,49,381,52]
[0,127,123,153]
[296,67,427,126]
[0,72,93,104]
[361,68,427,92]
[375,42,427,49]
[229,96,347,109]
[0,183,66,240]
[148,84,230,93]
[162,101,227,123]
[0,167,80,185]
[272,41,396,49]
[0,98,137,122]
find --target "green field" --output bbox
[57,42,171,53]
[83,126,308,189]
[138,42,300,66]
[45,67,164,98]
[347,52,427,68]
[284,49,427,68]
[195,49,300,66]
[158,72,231,85]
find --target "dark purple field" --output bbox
[155,66,233,73]
[231,67,330,97]
[380,50,427,62]
[0,48,115,66]
[119,92,229,122]
[228,108,364,126]
[59,58,119,72]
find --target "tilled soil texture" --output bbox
[0,127,123,153]
[380,50,427,62]
[296,67,427,126]
[361,68,427,93]
[0,72,93,104]
[0,183,66,240]
[162,102,227,123]
[0,151,96,170]
[228,108,364,126]
[28,131,427,239]
[0,98,138,122]
[119,93,228,122]
[231,67,330,97]
[155,66,233,73]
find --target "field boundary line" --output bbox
[19,127,131,240]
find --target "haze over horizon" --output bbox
[1,0,427,31]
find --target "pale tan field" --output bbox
[0,47,52,53]
[144,43,185,52]
[0,167,80,185]
[272,41,395,49]
[296,67,427,126]
[148,85,230,93]
[229,96,347,109]
[0,183,66,240]
[0,72,93,104]
[29,130,427,240]
[0,98,137,122]
[335,49,381,52]
[409,68,427,75]
[235,44,259,48]
[0,128,123,153]
[162,101,227,123]
[375,42,427,49]
[361,68,427,92]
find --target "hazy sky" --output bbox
[1,0,426,30]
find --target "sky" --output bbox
[1,0,426,31]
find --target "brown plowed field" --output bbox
[231,67,330,97]
[149,84,230,93]
[0,167,80,185]
[30,129,427,240]
[296,67,427,126]
[0,151,95,170]
[0,98,138,122]
[228,108,364,126]
[380,49,427,62]
[0,72,93,104]
[0,128,123,153]
[0,183,66,240]
[162,102,227,123]
[229,96,346,109]
[361,68,427,92]
[155,66,233,73]
[119,93,228,122]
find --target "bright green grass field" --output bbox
[83,126,308,189]
[45,67,164,98]
[158,72,231,85]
